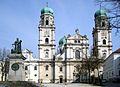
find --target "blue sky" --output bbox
[0,0,119,57]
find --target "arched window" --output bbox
[34,66,37,70]
[103,39,106,44]
[46,20,49,25]
[103,53,106,58]
[60,67,62,72]
[45,65,49,70]
[45,49,49,58]
[76,64,80,72]
[25,66,28,70]
[74,40,77,43]
[102,22,105,27]
[45,51,49,58]
[45,38,49,44]
[75,50,80,59]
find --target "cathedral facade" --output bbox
[37,5,112,83]
[38,6,89,83]
[6,5,112,83]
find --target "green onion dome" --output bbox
[41,7,54,15]
[95,9,107,17]
[59,36,67,47]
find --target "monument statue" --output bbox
[8,38,25,81]
[11,38,22,54]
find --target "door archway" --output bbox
[59,76,63,83]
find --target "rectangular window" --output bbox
[60,67,62,72]
[46,65,49,70]
[25,66,28,70]
[102,22,105,27]
[34,66,37,70]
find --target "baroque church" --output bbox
[38,5,89,83]
[6,5,112,83]
[37,5,112,83]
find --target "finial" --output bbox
[99,0,104,10]
[100,2,102,10]
[46,2,48,7]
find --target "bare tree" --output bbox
[95,0,120,32]
[0,48,10,81]
[0,49,2,60]
[0,48,10,60]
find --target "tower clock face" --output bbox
[11,63,19,71]
[45,30,50,36]
[101,31,107,36]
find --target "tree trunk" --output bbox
[1,63,4,81]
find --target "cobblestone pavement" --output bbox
[37,83,120,87]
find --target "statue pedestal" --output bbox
[8,54,25,81]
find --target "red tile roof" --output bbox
[114,48,120,53]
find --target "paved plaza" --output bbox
[37,83,120,87]
[41,83,99,87]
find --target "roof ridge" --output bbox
[114,48,120,53]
